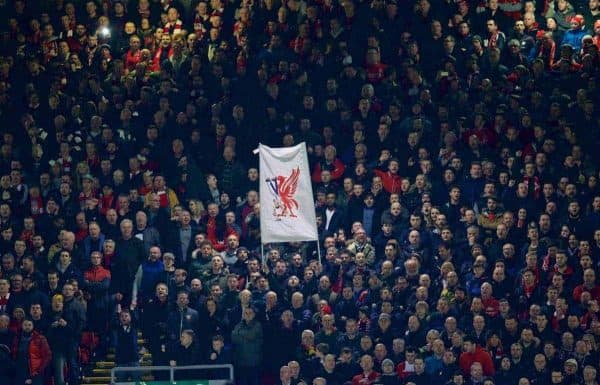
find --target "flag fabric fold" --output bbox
[258,143,318,243]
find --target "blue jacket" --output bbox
[139,259,165,300]
[561,28,587,51]
[82,234,106,262]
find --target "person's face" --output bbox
[515,20,525,33]
[177,293,189,308]
[45,272,58,289]
[471,363,483,379]
[22,320,34,333]
[576,252,591,271]
[360,355,374,371]
[130,35,141,50]
[89,251,102,266]
[147,247,161,262]
[565,362,577,375]
[120,220,133,237]
[243,307,256,322]
[463,341,474,353]
[511,343,523,358]
[414,359,425,373]
[551,371,563,384]
[175,270,187,284]
[583,367,597,382]
[62,284,74,298]
[59,251,72,266]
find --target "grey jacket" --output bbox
[136,226,161,256]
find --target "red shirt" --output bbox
[352,371,380,385]
[84,265,111,283]
[573,284,600,302]
[373,169,402,194]
[365,63,387,84]
[0,294,9,313]
[459,346,496,376]
[482,296,500,318]
[125,49,142,71]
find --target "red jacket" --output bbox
[352,371,380,385]
[12,331,52,376]
[459,346,495,376]
[396,361,415,379]
[373,169,402,194]
[573,284,600,303]
[482,296,500,317]
[84,264,112,283]
[312,159,346,182]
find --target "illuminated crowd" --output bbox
[0,0,599,385]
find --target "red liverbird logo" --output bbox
[266,167,300,219]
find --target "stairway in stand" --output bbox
[81,332,153,384]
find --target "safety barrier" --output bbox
[110,364,234,384]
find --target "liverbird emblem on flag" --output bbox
[266,167,300,219]
[258,143,318,243]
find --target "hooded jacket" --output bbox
[561,17,587,51]
[459,345,496,376]
[11,330,52,376]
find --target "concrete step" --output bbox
[96,361,153,369]
[86,331,152,385]
[82,377,111,384]
[92,368,111,376]
[106,353,152,361]
[95,361,115,368]
[83,375,154,384]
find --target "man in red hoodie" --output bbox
[12,318,52,385]
[459,335,495,377]
[373,155,402,194]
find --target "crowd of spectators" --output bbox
[0,0,599,385]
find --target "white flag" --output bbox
[259,142,318,243]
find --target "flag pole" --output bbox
[316,239,321,265]
[260,242,265,267]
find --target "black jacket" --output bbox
[63,296,86,338]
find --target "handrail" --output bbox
[110,364,234,384]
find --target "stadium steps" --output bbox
[82,332,153,385]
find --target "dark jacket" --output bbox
[231,317,263,368]
[113,237,146,296]
[167,306,200,342]
[56,262,83,287]
[0,343,14,384]
[169,340,201,366]
[113,319,139,364]
[46,310,72,353]
[63,296,86,339]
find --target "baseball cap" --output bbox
[565,358,578,367]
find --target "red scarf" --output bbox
[103,252,115,269]
[29,196,44,218]
[193,14,207,39]
[489,32,499,49]
[523,282,536,298]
